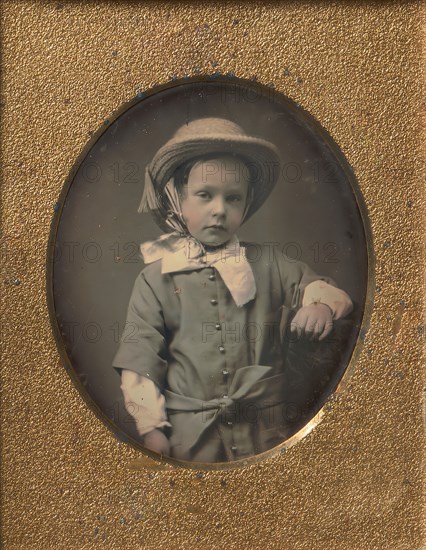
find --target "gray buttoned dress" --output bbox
[112,243,334,463]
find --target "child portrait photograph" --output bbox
[49,78,369,466]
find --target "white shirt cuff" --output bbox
[302,280,353,320]
[120,370,171,437]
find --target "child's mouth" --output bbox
[206,225,227,232]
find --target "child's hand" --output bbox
[290,303,333,342]
[143,429,170,456]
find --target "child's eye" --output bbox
[196,191,211,200]
[227,195,242,202]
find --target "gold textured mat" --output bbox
[1,2,423,547]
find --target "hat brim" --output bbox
[149,134,281,221]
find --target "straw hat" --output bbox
[138,117,281,228]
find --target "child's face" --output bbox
[180,155,250,246]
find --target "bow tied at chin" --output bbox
[183,235,208,261]
[140,232,257,307]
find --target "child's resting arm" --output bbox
[275,253,353,317]
[302,280,353,320]
[275,254,353,341]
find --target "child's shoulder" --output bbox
[131,259,165,289]
[240,241,309,279]
[240,241,303,265]
[131,260,174,301]
[139,259,166,286]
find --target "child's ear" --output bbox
[179,184,188,200]
[176,187,184,201]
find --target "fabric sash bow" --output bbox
[164,365,286,456]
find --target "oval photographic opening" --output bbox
[47,77,372,468]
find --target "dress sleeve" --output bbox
[112,271,168,390]
[276,255,353,318]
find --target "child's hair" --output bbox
[173,152,258,200]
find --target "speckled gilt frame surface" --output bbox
[1,2,424,548]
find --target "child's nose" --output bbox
[211,197,226,217]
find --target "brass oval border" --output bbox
[46,75,375,471]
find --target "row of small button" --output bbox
[208,269,231,420]
[209,275,224,353]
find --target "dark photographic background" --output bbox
[51,80,368,442]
